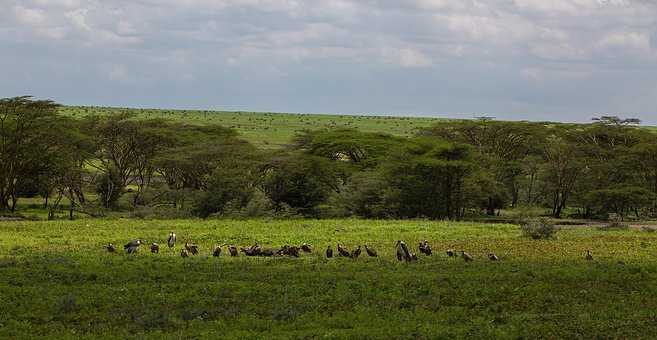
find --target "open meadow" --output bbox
[2,219,657,338]
[59,106,442,148]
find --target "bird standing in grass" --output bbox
[488,253,499,261]
[586,250,593,261]
[185,242,199,255]
[180,249,189,258]
[124,239,143,254]
[150,243,159,254]
[105,243,116,253]
[365,245,378,257]
[167,232,176,250]
[326,245,333,258]
[212,245,222,257]
[461,251,474,262]
[446,248,455,258]
[395,241,412,262]
[351,245,361,259]
[229,245,238,257]
[337,244,351,258]
[301,243,312,253]
[418,240,432,256]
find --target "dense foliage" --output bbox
[2,97,656,220]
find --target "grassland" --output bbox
[2,219,657,338]
[60,106,443,148]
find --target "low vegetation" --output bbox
[2,219,657,338]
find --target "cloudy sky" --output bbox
[2,0,656,124]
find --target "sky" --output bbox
[1,0,656,124]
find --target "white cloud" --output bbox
[1,0,657,123]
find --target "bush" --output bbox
[520,218,557,239]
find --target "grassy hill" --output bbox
[2,219,657,338]
[60,106,443,148]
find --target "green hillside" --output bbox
[60,106,443,148]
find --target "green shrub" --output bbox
[520,218,557,239]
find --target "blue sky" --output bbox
[1,0,656,124]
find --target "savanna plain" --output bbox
[2,219,657,338]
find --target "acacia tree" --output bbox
[83,114,176,208]
[0,97,63,212]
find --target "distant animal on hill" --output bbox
[167,232,176,249]
[446,248,455,257]
[418,240,432,256]
[185,242,199,255]
[461,251,473,262]
[365,245,378,257]
[212,245,222,257]
[180,249,189,258]
[105,243,116,253]
[351,245,361,259]
[301,243,312,253]
[150,243,159,254]
[488,253,499,261]
[326,245,333,258]
[229,245,238,257]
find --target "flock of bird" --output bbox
[105,232,597,262]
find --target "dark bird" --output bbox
[351,245,361,259]
[287,246,301,257]
[488,253,499,261]
[418,240,432,256]
[586,250,593,261]
[276,245,289,256]
[185,242,199,255]
[150,243,159,254]
[241,246,259,256]
[365,244,378,257]
[395,240,412,262]
[212,245,222,257]
[446,248,455,257]
[105,243,116,253]
[229,245,238,257]
[301,243,312,253]
[461,251,474,262]
[326,245,333,258]
[167,232,176,249]
[180,249,189,258]
[337,244,351,258]
[126,245,139,254]
[124,239,143,249]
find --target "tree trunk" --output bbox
[486,197,495,216]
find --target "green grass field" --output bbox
[2,219,657,338]
[60,106,442,148]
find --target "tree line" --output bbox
[1,96,656,220]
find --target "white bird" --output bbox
[167,232,176,249]
[395,241,412,262]
[488,253,499,261]
[461,251,474,262]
